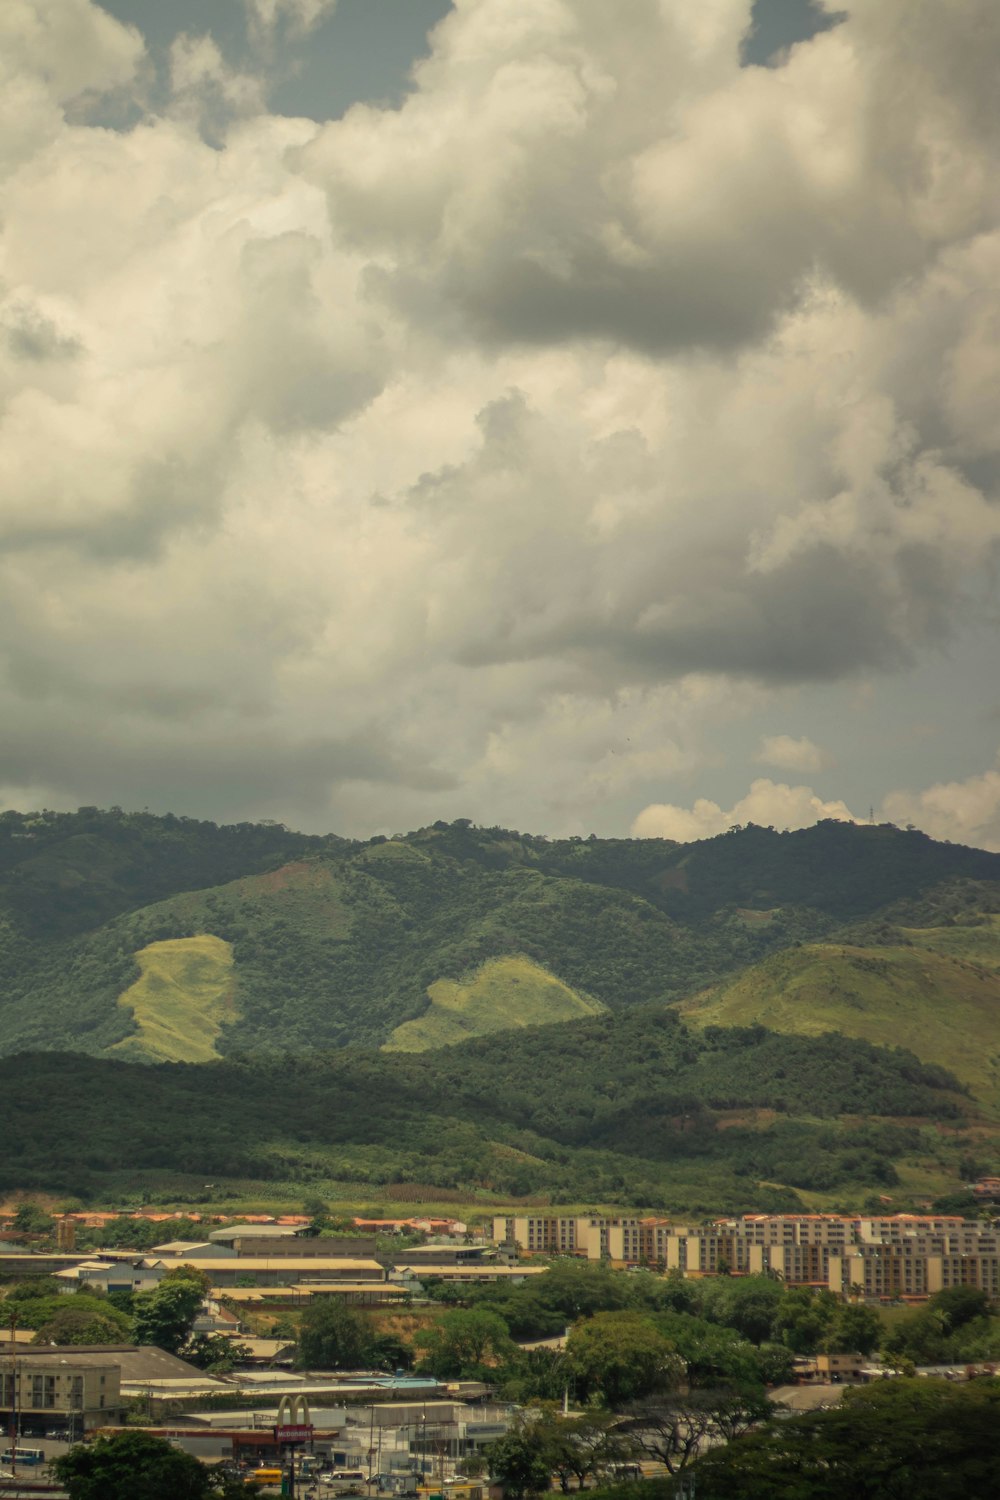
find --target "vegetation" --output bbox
[112,934,236,1063]
[682,935,1000,1110]
[0,1005,968,1205]
[1,808,997,1064]
[683,1378,1000,1498]
[383,955,605,1051]
[132,1266,213,1355]
[52,1429,219,1499]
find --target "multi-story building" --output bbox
[0,1347,123,1435]
[491,1212,1000,1301]
[491,1216,646,1261]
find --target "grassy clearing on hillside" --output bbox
[111,934,235,1062]
[680,939,1000,1113]
[904,915,1000,970]
[382,955,605,1051]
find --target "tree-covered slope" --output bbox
[680,919,1000,1112]
[0,1007,970,1207]
[1,807,999,1062]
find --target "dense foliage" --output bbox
[0,1004,963,1203]
[1,808,997,1057]
[52,1429,217,1500]
[684,1378,1000,1499]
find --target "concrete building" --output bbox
[0,1345,124,1435]
[53,1257,168,1294]
[162,1257,387,1288]
[206,1227,378,1258]
[491,1212,1000,1301]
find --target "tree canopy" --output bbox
[53,1430,214,1500]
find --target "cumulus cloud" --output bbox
[631,779,861,841]
[756,735,827,772]
[1,0,999,834]
[633,753,1000,853]
[169,33,266,133]
[882,759,1000,853]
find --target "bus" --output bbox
[1,1448,45,1467]
[245,1469,284,1487]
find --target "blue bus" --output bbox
[2,1447,45,1466]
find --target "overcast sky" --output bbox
[2,0,1000,847]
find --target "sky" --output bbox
[2,1,1000,848]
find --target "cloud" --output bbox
[168,33,266,134]
[756,734,827,772]
[0,0,999,833]
[882,759,1000,853]
[633,755,1000,851]
[631,778,861,841]
[243,0,338,41]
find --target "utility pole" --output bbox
[7,1312,17,1478]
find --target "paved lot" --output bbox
[770,1382,848,1412]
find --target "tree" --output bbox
[930,1285,992,1333]
[485,1419,553,1499]
[303,1195,331,1235]
[416,1309,516,1378]
[32,1300,132,1346]
[185,1334,253,1372]
[533,1409,628,1492]
[297,1299,369,1369]
[687,1378,1000,1500]
[699,1276,785,1345]
[621,1389,774,1476]
[367,1331,413,1371]
[752,1341,795,1386]
[53,1430,213,1500]
[822,1302,882,1357]
[12,1203,53,1234]
[773,1288,836,1355]
[566,1312,684,1407]
[132,1268,209,1355]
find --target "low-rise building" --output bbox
[0,1344,124,1434]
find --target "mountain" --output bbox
[0,1005,970,1211]
[679,919,1000,1112]
[2,807,999,1063]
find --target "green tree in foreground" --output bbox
[686,1378,1000,1499]
[53,1430,213,1500]
[486,1419,555,1499]
[535,1409,629,1492]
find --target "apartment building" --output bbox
[492,1212,1000,1301]
[492,1216,644,1259]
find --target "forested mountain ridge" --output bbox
[0,1005,971,1208]
[1,807,999,1062]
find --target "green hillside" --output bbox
[1,807,999,1062]
[679,935,1000,1111]
[112,934,236,1063]
[383,955,605,1051]
[0,1007,972,1210]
